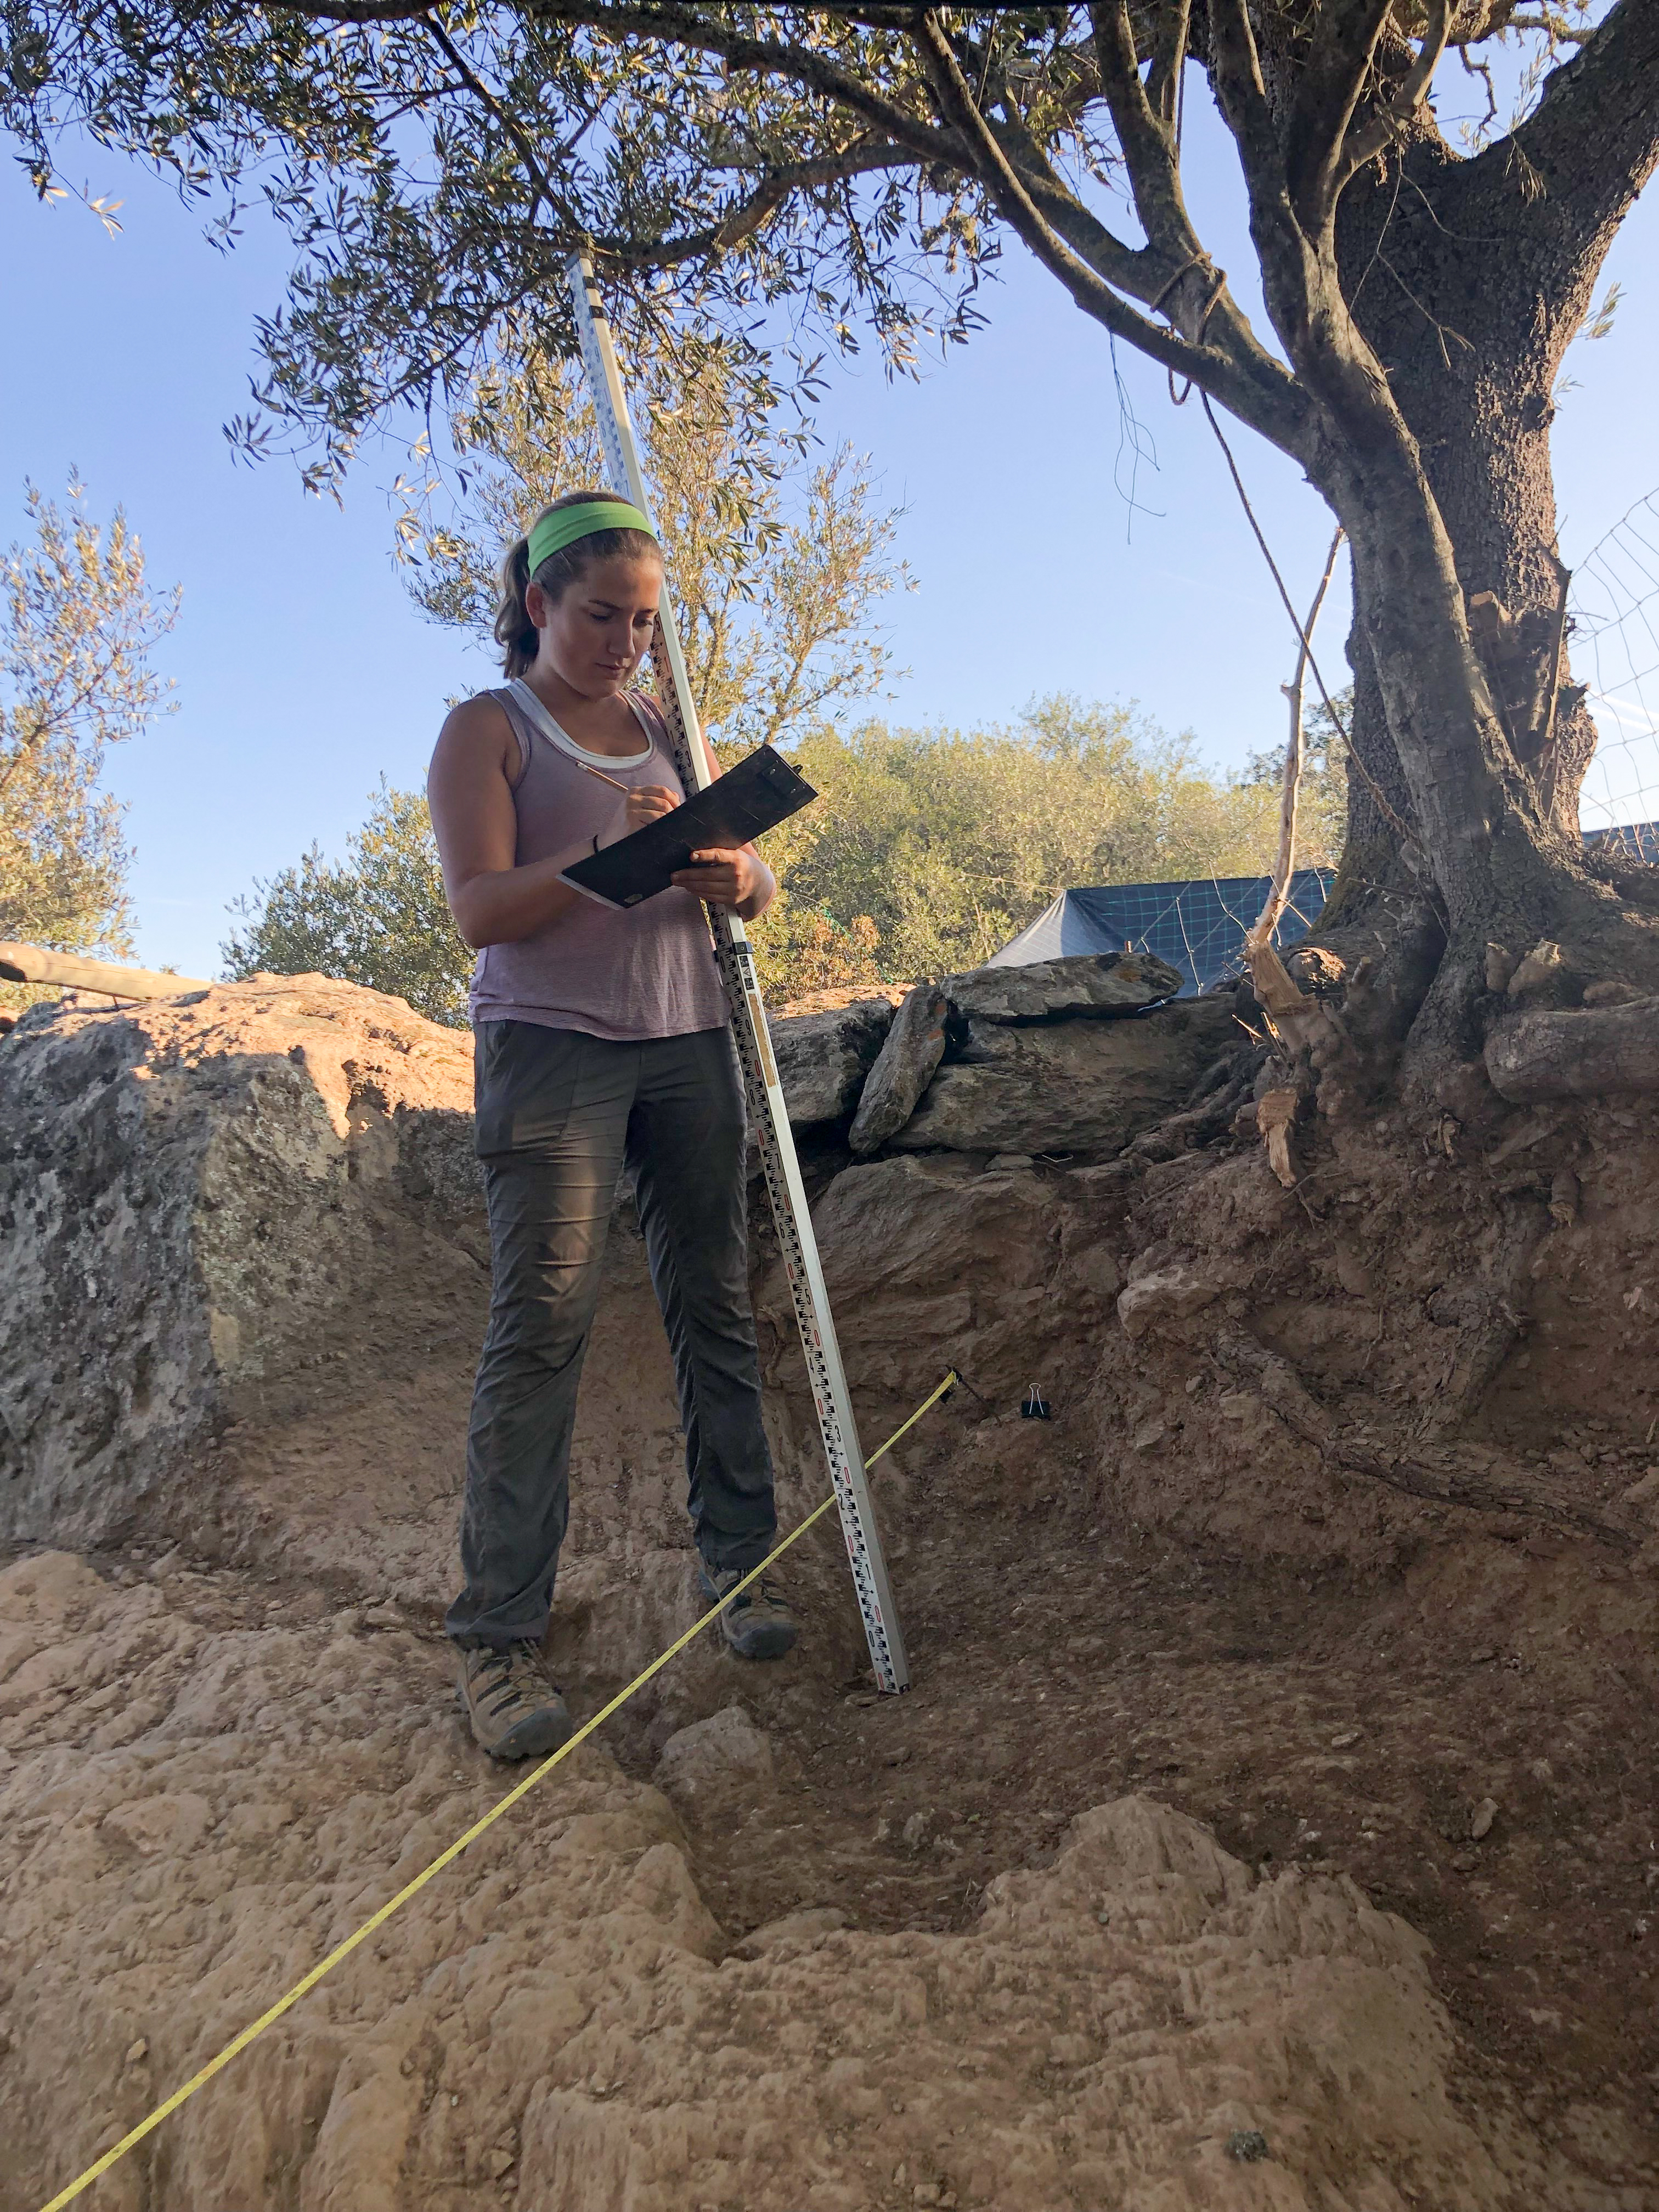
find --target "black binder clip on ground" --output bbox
[1021,1383,1052,1420]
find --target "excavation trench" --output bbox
[3,977,1658,2209]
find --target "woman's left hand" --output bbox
[671,847,763,910]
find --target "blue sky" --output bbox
[3,73,1656,979]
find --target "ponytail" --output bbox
[494,534,539,678]
[493,489,660,679]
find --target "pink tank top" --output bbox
[467,684,730,1041]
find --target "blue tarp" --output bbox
[988,821,1659,996]
[986,871,1335,997]
[1584,820,1659,864]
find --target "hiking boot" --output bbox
[456,1640,573,1760]
[698,1564,799,1660]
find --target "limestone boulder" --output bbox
[1118,1264,1228,1340]
[848,983,947,1155]
[891,997,1238,1156]
[0,974,482,1550]
[804,1153,1071,1399]
[769,995,895,1126]
[946,950,1182,1024]
[654,1703,775,1800]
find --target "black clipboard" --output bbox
[561,743,816,909]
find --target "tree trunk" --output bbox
[1335,136,1605,850]
[1302,119,1659,1067]
[1320,423,1646,1062]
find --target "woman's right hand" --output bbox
[624,783,681,833]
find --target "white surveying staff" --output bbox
[566,252,910,1695]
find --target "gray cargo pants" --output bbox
[445,1019,777,1649]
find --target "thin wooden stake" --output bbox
[1250,523,1345,960]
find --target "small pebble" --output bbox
[1226,2129,1269,2162]
[124,2038,148,2066]
[1330,1730,1360,1749]
[1470,1796,1499,1842]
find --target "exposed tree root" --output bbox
[1330,1437,1639,1554]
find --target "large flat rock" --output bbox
[848,983,947,1155]
[946,950,1182,1024]
[891,998,1238,1155]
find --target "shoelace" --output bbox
[474,1641,553,1718]
[729,1575,784,1612]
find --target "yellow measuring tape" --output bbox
[36,1370,958,2212]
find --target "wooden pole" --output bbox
[1249,524,1345,958]
[0,941,212,1001]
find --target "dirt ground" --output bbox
[630,1490,1659,2172]
[13,1419,1658,2207]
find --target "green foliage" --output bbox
[222,781,471,1026]
[0,476,178,1005]
[0,5,1602,494]
[397,318,909,748]
[748,693,1327,996]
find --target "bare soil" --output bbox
[622,1497,1659,2171]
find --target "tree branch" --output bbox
[1144,0,1192,131]
[1282,0,1393,230]
[1203,0,1283,189]
[1331,0,1451,209]
[537,1,962,173]
[600,143,923,265]
[911,9,1307,455]
[421,16,575,232]
[1088,3,1183,239]
[1085,0,1273,370]
[990,103,1160,300]
[264,0,430,18]
[1474,0,1659,285]
[268,0,968,173]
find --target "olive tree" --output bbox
[396,317,909,751]
[0,477,178,994]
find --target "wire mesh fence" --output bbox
[1573,487,1659,857]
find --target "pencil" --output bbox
[575,758,632,793]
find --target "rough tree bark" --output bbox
[1198,0,1659,1074]
[1330,7,1658,906]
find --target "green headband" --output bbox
[527,500,656,573]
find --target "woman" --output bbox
[428,488,795,1762]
